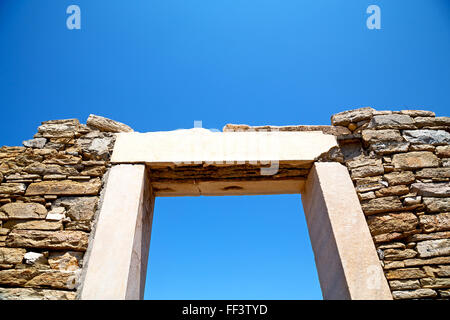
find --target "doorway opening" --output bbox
[144,194,322,300]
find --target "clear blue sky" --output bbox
[0,1,449,299]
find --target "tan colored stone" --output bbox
[383,261,405,270]
[87,114,133,133]
[354,176,385,192]
[37,120,80,138]
[0,203,47,220]
[436,146,450,158]
[3,220,63,231]
[6,230,88,251]
[0,183,26,195]
[384,171,415,186]
[389,279,421,290]
[383,249,417,261]
[331,107,375,126]
[392,152,439,170]
[415,168,450,179]
[423,265,450,277]
[367,212,418,236]
[24,163,78,176]
[25,178,101,196]
[0,248,26,264]
[419,213,450,233]
[361,129,403,144]
[400,110,435,117]
[392,288,437,299]
[0,268,78,289]
[368,114,415,130]
[48,251,83,271]
[404,256,450,267]
[386,268,426,280]
[416,239,450,258]
[375,185,410,197]
[361,196,403,215]
[414,116,450,128]
[408,231,450,242]
[350,161,384,178]
[0,287,76,300]
[53,197,98,221]
[423,197,450,213]
[420,277,450,289]
[411,182,450,197]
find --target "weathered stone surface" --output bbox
[423,265,450,277]
[403,130,450,145]
[24,163,78,176]
[416,239,450,258]
[0,248,26,264]
[414,116,450,128]
[420,277,450,289]
[384,171,415,186]
[0,268,77,289]
[386,268,426,280]
[404,256,450,267]
[53,197,98,221]
[409,144,436,152]
[361,129,404,144]
[384,261,405,270]
[389,279,421,290]
[331,107,374,126]
[419,213,450,233]
[416,168,450,179]
[440,289,450,297]
[23,138,47,149]
[408,231,450,242]
[361,196,403,215]
[0,203,47,220]
[6,230,88,251]
[370,142,410,155]
[423,197,450,213]
[400,110,435,117]
[48,251,83,271]
[0,287,76,300]
[37,120,80,138]
[392,152,439,170]
[358,191,375,201]
[375,185,410,197]
[64,220,91,232]
[25,179,101,196]
[392,289,437,299]
[0,183,26,195]
[350,162,384,178]
[383,249,417,261]
[87,114,133,133]
[367,212,418,236]
[411,182,450,198]
[3,220,63,231]
[436,146,450,158]
[367,114,415,130]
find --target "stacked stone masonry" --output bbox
[1,108,449,300]
[329,107,450,300]
[0,115,132,300]
[225,107,450,300]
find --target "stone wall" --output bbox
[329,108,450,300]
[1,108,448,300]
[0,115,132,300]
